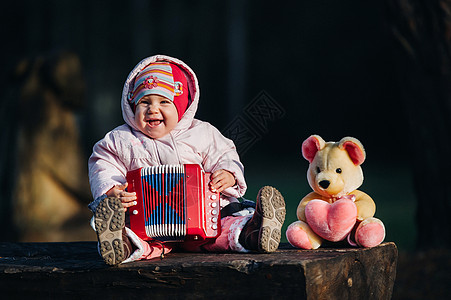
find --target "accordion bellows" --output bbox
[127,164,221,243]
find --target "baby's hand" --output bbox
[106,182,137,210]
[210,169,236,193]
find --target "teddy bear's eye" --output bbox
[336,168,342,174]
[316,167,321,173]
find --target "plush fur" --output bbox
[286,135,386,249]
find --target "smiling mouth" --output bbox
[147,120,163,127]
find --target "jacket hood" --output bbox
[121,54,200,133]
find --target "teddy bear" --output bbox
[286,135,385,249]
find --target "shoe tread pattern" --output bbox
[94,197,125,265]
[258,186,286,253]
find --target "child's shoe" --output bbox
[239,186,286,252]
[94,197,132,265]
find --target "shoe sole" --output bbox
[257,186,286,252]
[94,197,126,265]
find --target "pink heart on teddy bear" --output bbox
[305,198,357,242]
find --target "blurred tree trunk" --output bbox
[386,0,451,249]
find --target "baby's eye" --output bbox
[336,168,342,174]
[138,100,150,105]
[316,167,321,173]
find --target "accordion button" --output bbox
[211,217,218,223]
[211,202,217,208]
[210,194,217,200]
[211,209,218,215]
[132,210,138,215]
[212,224,218,230]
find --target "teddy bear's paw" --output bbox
[355,217,385,247]
[305,198,357,242]
[286,221,322,249]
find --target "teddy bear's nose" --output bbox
[319,180,330,189]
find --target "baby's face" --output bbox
[134,94,178,139]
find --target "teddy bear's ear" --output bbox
[338,137,366,166]
[302,135,325,163]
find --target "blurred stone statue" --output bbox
[0,50,95,242]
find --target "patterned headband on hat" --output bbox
[128,61,189,121]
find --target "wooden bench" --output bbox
[0,241,397,299]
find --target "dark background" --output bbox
[0,0,412,248]
[2,1,449,298]
[0,0,405,159]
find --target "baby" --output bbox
[88,55,286,265]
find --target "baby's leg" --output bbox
[94,197,173,264]
[94,197,130,265]
[239,186,286,252]
[203,186,286,253]
[202,214,252,252]
[286,220,323,249]
[123,227,173,262]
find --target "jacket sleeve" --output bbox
[202,125,247,198]
[88,131,128,205]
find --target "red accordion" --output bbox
[126,164,221,244]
